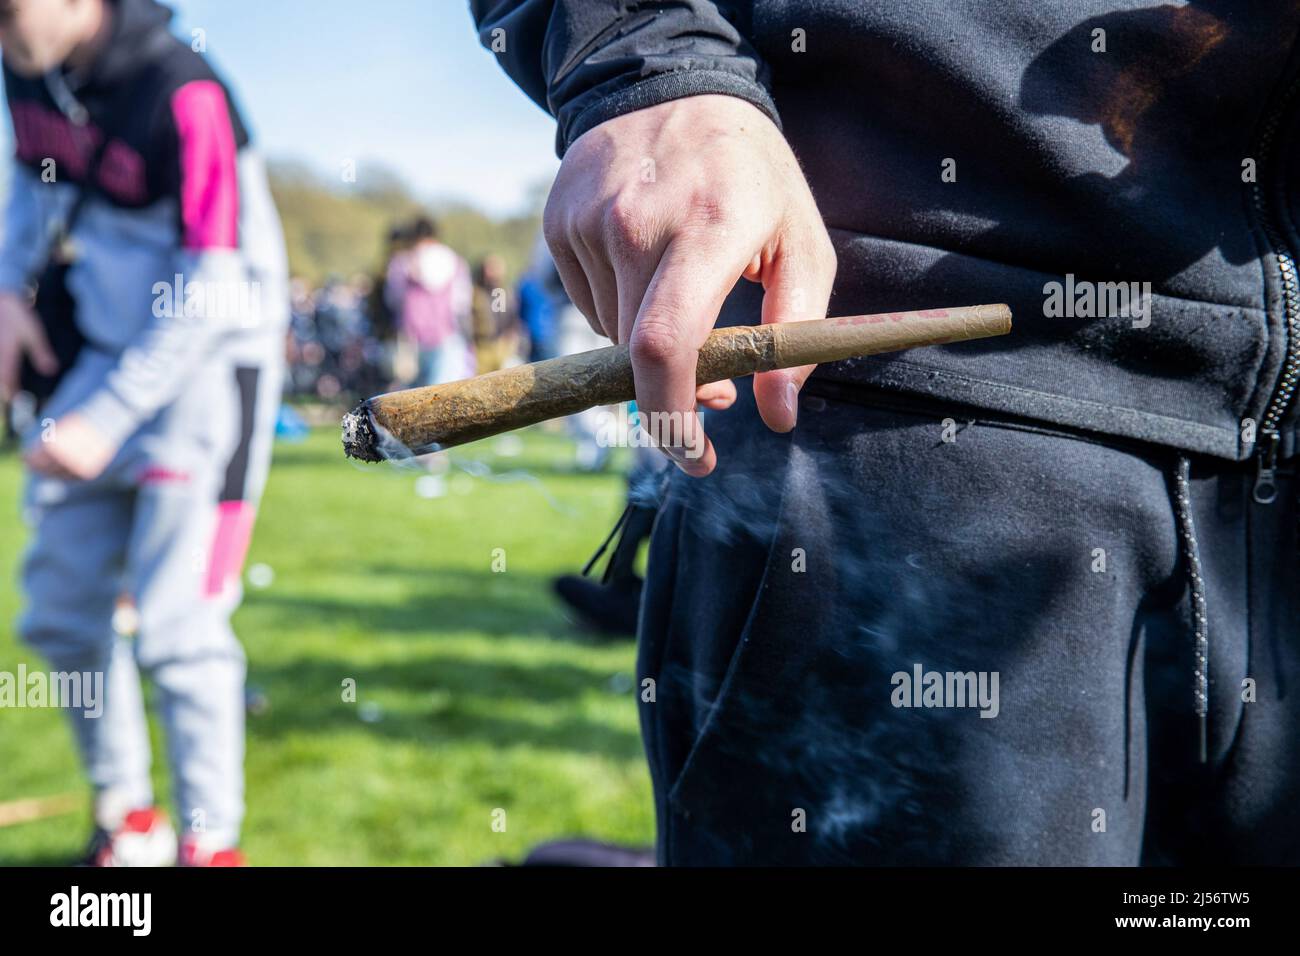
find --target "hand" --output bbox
[544,94,836,476]
[24,412,116,481]
[0,289,58,402]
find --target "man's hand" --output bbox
[545,94,836,476]
[24,412,116,481]
[0,289,58,403]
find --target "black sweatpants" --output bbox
[637,378,1300,865]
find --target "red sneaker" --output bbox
[82,807,178,867]
[178,838,246,867]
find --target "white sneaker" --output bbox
[83,807,178,867]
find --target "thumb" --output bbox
[752,230,835,432]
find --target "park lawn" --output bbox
[0,424,654,865]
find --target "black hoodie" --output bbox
[471,0,1300,472]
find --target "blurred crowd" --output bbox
[284,215,582,405]
[3,206,654,638]
[284,215,656,638]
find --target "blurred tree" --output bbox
[268,160,546,286]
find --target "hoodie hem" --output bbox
[813,357,1243,461]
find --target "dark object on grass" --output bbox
[245,685,270,717]
[554,494,659,638]
[554,574,642,639]
[517,839,655,867]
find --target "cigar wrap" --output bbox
[342,303,1011,461]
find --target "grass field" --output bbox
[0,424,654,865]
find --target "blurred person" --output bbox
[516,233,562,363]
[285,276,320,396]
[360,224,408,393]
[310,275,367,399]
[470,252,520,373]
[381,223,418,384]
[0,0,288,865]
[556,293,612,471]
[517,231,611,465]
[349,271,394,399]
[385,215,474,388]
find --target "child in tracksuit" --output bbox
[0,0,286,865]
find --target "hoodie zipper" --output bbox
[1251,76,1300,505]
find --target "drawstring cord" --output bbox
[582,462,672,584]
[1172,456,1209,763]
[581,502,633,584]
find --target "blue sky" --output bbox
[169,0,559,214]
[2,0,561,215]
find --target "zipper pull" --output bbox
[1253,429,1280,504]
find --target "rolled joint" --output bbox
[341,402,382,462]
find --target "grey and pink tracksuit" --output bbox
[1,0,287,849]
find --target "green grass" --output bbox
[0,425,653,865]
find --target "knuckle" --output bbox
[681,192,731,230]
[542,200,584,261]
[628,320,685,368]
[541,209,569,255]
[603,196,641,234]
[573,201,605,242]
[603,197,652,260]
[541,187,563,232]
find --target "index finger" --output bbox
[628,236,751,477]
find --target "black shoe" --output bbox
[553,574,642,638]
[520,838,655,866]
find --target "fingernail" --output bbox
[786,382,800,427]
[665,448,697,475]
[661,443,708,477]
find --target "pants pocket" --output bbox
[652,386,1175,864]
[649,426,837,864]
